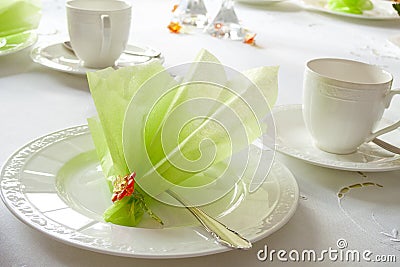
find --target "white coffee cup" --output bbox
[303,58,400,154]
[66,0,131,68]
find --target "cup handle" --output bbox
[385,88,400,108]
[100,14,111,57]
[366,89,400,142]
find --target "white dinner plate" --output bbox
[0,30,37,56]
[0,125,299,258]
[30,42,164,75]
[273,105,400,172]
[300,0,400,20]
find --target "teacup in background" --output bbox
[303,58,400,154]
[66,0,131,68]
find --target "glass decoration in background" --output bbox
[173,0,208,28]
[0,0,41,53]
[206,0,245,41]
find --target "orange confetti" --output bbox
[172,4,178,12]
[215,23,223,30]
[168,21,182,33]
[244,33,256,45]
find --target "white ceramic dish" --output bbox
[0,125,299,258]
[301,0,400,20]
[273,105,400,172]
[30,42,164,75]
[0,30,37,56]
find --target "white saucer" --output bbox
[273,104,400,172]
[30,42,164,75]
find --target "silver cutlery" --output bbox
[167,189,252,250]
[372,138,400,154]
[63,41,161,58]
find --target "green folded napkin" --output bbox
[0,0,41,38]
[327,0,373,14]
[87,49,279,227]
[0,30,36,52]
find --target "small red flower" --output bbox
[111,172,136,202]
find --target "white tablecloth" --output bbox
[1,0,399,266]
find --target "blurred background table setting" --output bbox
[0,0,41,56]
[1,0,400,266]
